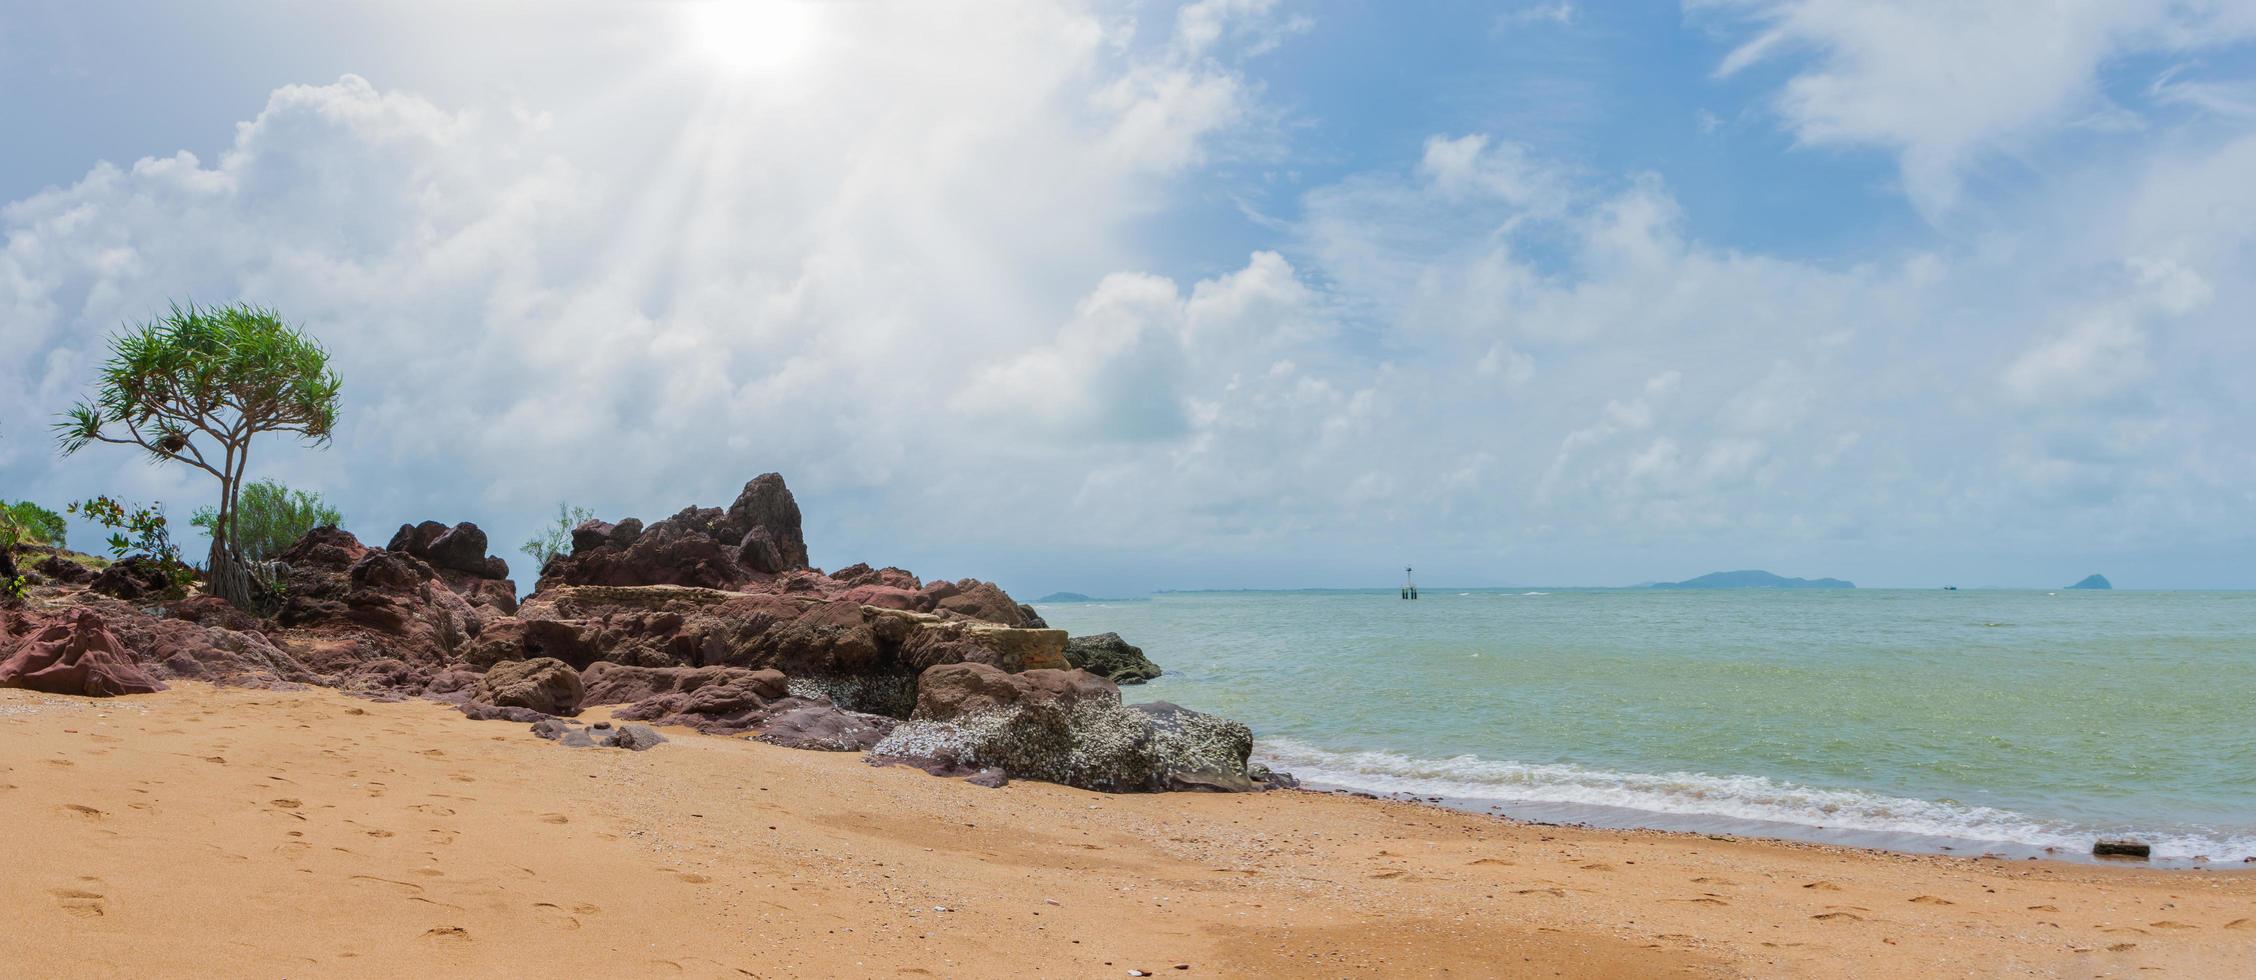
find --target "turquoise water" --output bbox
[1038,589,2256,863]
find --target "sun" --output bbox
[683,1,822,74]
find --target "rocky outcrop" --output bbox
[870,662,1266,792]
[1063,632,1162,684]
[0,471,1272,796]
[474,657,583,716]
[866,607,1069,673]
[273,527,495,672]
[538,474,809,590]
[87,556,179,602]
[0,608,166,696]
[830,563,921,590]
[30,554,97,586]
[925,578,1046,628]
[587,660,898,749]
[387,521,518,614]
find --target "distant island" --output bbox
[2066,574,2112,590]
[1649,570,1854,590]
[1032,591,1147,604]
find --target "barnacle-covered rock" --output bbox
[869,662,1265,792]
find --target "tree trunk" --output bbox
[206,538,270,612]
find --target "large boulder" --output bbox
[607,667,788,734]
[724,473,809,570]
[473,657,583,716]
[1063,632,1163,684]
[0,608,166,696]
[910,662,1118,721]
[870,662,1262,793]
[924,579,1045,627]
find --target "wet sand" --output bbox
[4,683,2251,978]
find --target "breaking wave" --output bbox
[1257,739,2256,862]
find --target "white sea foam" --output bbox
[1257,739,2256,862]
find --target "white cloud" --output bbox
[6,2,2256,590]
[1701,0,2256,216]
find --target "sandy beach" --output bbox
[4,683,2250,978]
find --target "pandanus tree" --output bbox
[56,302,341,609]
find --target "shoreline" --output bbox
[1293,780,2256,871]
[9,682,2254,977]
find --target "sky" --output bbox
[4,0,2255,593]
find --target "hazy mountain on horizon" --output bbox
[1648,570,1855,590]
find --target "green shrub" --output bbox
[192,479,342,564]
[70,496,197,593]
[521,502,596,572]
[2,501,67,549]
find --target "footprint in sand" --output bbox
[1514,887,1566,897]
[1580,862,1615,871]
[60,803,106,820]
[2149,921,2197,930]
[270,798,302,809]
[538,814,570,825]
[1369,869,1407,880]
[365,829,396,839]
[1908,896,1955,905]
[1811,911,1863,922]
[1466,857,1515,867]
[532,902,583,930]
[52,887,106,918]
[2028,904,2059,912]
[2108,942,2138,953]
[420,926,472,945]
[677,872,713,884]
[2224,919,2253,930]
[1803,881,1843,891]
[351,875,426,896]
[1690,876,1737,886]
[1681,896,1730,906]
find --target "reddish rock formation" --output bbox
[87,556,181,602]
[909,662,1118,721]
[386,521,519,614]
[474,657,582,715]
[0,608,166,696]
[272,527,496,673]
[31,553,97,586]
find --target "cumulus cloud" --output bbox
[4,0,2255,591]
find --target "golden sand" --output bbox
[4,683,2250,978]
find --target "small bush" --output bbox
[70,496,198,592]
[521,502,596,572]
[2,501,67,549]
[193,479,342,563]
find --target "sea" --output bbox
[1036,588,2256,866]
